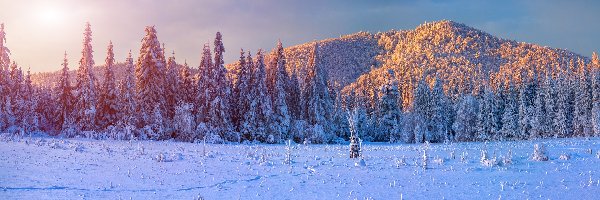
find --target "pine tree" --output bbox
[56,52,75,135]
[377,70,402,142]
[250,50,273,142]
[573,59,593,137]
[135,26,167,139]
[0,23,10,131]
[531,78,549,139]
[74,22,98,134]
[453,95,478,142]
[207,32,233,138]
[119,51,136,137]
[592,52,600,136]
[269,41,291,143]
[232,50,247,133]
[302,43,333,143]
[518,78,536,140]
[164,51,179,120]
[413,79,430,143]
[20,68,37,134]
[477,88,495,141]
[555,74,572,138]
[97,41,119,130]
[177,61,195,105]
[430,78,449,142]
[500,81,519,140]
[196,44,212,125]
[287,68,302,120]
[239,51,256,141]
[544,76,558,138]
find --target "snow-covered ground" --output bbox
[1,135,599,199]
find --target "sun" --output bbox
[37,6,65,25]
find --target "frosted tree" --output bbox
[164,51,179,120]
[544,76,558,138]
[239,51,256,141]
[573,59,593,137]
[430,78,449,142]
[518,78,536,140]
[287,68,302,120]
[250,50,273,142]
[477,89,495,141]
[531,77,549,139]
[195,44,212,124]
[302,43,333,143]
[453,95,477,142]
[208,32,233,138]
[20,68,37,133]
[118,51,136,133]
[173,103,195,141]
[135,26,167,139]
[232,50,247,132]
[56,52,75,135]
[177,61,195,105]
[74,22,98,134]
[377,70,402,142]
[555,75,573,138]
[413,79,430,143]
[592,52,600,136]
[269,41,291,142]
[97,41,119,130]
[0,23,10,130]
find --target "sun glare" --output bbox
[37,6,64,25]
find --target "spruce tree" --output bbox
[135,26,167,139]
[56,52,75,135]
[413,79,430,143]
[196,44,212,124]
[119,51,136,136]
[209,32,233,137]
[592,52,600,136]
[269,41,291,143]
[377,70,402,142]
[74,22,98,134]
[302,43,333,143]
[500,81,519,140]
[177,61,195,105]
[453,95,477,142]
[97,41,119,130]
[251,50,273,142]
[164,51,179,120]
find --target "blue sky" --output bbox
[1,0,598,72]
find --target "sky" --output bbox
[0,0,598,73]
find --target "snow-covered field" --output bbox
[1,135,600,199]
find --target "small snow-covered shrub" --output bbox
[155,152,173,162]
[502,149,513,165]
[395,156,406,168]
[532,143,549,161]
[432,156,444,165]
[559,153,571,160]
[422,149,428,169]
[283,140,293,165]
[480,148,499,167]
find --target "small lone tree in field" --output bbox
[348,108,361,159]
[532,143,549,161]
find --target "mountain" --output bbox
[340,20,589,109]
